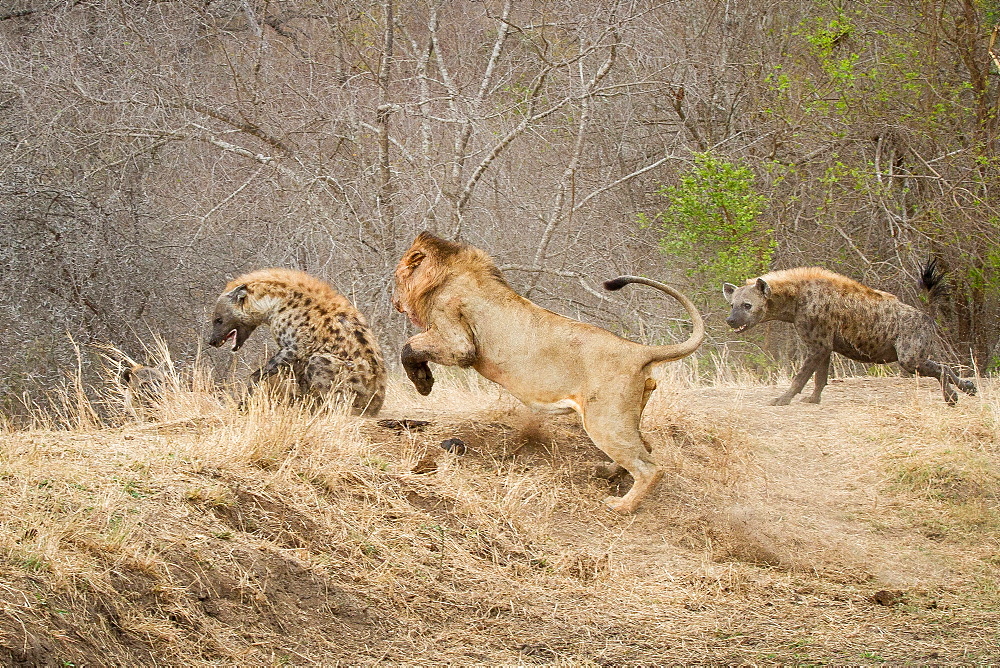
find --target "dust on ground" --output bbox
[0,376,997,664]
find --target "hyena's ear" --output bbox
[722,282,738,304]
[226,284,249,305]
[755,277,772,298]
[119,364,134,385]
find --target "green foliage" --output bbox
[795,15,860,84]
[640,153,772,289]
[962,226,1000,297]
[984,0,1000,27]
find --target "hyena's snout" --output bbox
[725,310,756,334]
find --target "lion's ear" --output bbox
[406,251,426,269]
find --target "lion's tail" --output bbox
[603,276,705,363]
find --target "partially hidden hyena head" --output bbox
[723,261,977,406]
[120,363,167,415]
[208,268,386,415]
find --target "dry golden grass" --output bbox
[0,353,997,664]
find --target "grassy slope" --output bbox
[0,371,997,664]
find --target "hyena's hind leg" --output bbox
[917,359,976,406]
[900,353,975,406]
[305,353,384,415]
[897,323,976,406]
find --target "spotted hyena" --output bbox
[208,268,386,415]
[120,363,167,416]
[722,261,976,406]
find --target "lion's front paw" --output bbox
[406,361,435,396]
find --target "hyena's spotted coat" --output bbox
[208,268,386,415]
[723,262,976,406]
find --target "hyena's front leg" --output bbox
[773,348,830,406]
[242,348,299,406]
[801,351,832,403]
[401,325,476,396]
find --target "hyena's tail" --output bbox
[920,257,957,324]
[919,258,977,399]
[920,257,949,306]
[603,276,705,363]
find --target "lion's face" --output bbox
[392,245,429,328]
[394,232,475,330]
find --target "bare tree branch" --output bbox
[529,34,619,288]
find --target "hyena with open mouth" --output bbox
[208,268,386,415]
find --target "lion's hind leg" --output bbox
[582,402,662,514]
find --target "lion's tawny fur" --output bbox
[392,234,508,330]
[393,232,705,514]
[209,268,386,415]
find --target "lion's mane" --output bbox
[394,232,508,328]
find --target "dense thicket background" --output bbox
[2,0,998,403]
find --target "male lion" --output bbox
[392,232,705,514]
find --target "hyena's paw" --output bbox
[769,395,793,406]
[960,380,977,396]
